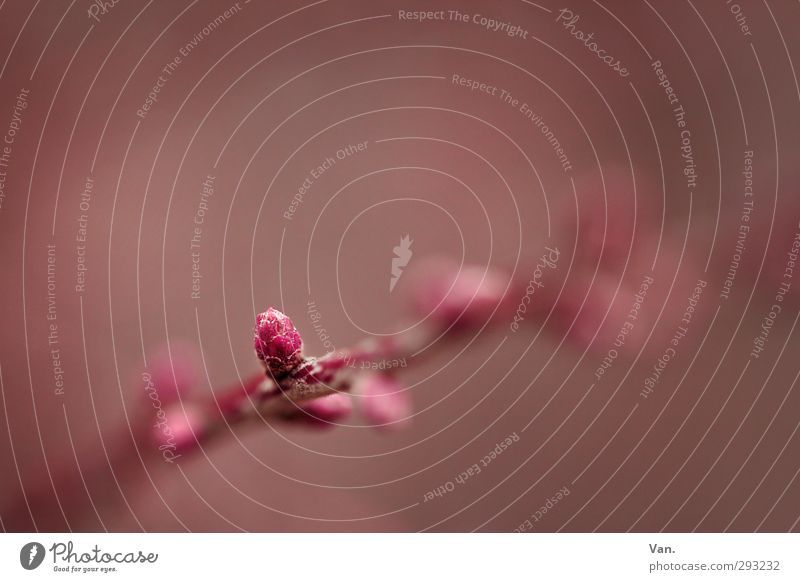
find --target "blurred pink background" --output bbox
[0,0,799,532]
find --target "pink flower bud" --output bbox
[294,393,353,428]
[561,165,659,272]
[254,307,303,377]
[148,341,198,405]
[152,403,206,453]
[357,374,412,430]
[410,258,508,329]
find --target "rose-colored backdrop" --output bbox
[0,0,798,531]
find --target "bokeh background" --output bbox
[1,0,799,532]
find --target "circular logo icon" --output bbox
[20,542,45,570]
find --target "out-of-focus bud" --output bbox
[550,272,637,351]
[152,402,206,453]
[409,258,509,329]
[357,374,412,430]
[254,307,303,377]
[147,341,198,405]
[564,165,659,273]
[293,393,353,429]
[549,230,710,357]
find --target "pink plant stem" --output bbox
[4,267,524,529]
[202,327,438,438]
[196,261,541,448]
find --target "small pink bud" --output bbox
[152,403,206,453]
[357,374,412,430]
[148,341,198,405]
[295,393,353,428]
[410,258,508,328]
[560,165,658,272]
[254,307,303,377]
